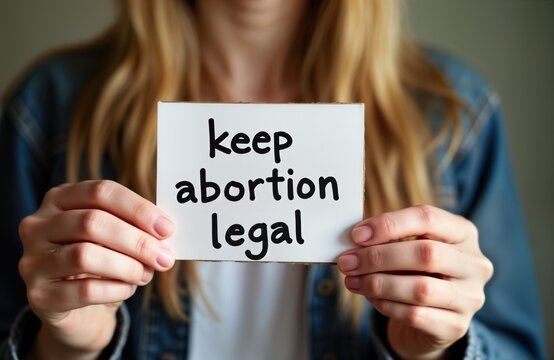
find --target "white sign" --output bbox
[157,102,364,263]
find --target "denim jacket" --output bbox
[0,47,546,359]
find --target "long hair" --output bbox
[67,0,462,323]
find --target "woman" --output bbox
[0,0,545,359]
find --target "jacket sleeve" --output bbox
[451,93,545,359]
[0,304,131,360]
[367,61,545,358]
[0,96,46,349]
[0,77,131,359]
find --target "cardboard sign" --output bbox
[157,103,364,263]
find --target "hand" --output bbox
[338,205,493,360]
[18,180,176,359]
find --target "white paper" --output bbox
[157,102,364,263]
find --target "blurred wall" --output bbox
[0,1,115,91]
[1,0,552,357]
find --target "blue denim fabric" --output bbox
[0,47,545,359]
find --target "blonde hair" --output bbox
[67,0,462,323]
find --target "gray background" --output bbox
[1,0,552,357]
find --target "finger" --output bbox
[344,273,469,312]
[352,205,477,246]
[41,180,174,238]
[338,239,476,279]
[30,242,155,286]
[28,279,136,313]
[370,299,469,342]
[37,209,175,271]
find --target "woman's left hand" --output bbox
[338,205,494,360]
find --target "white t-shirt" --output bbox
[189,262,308,360]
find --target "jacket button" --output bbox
[160,353,176,360]
[316,278,336,296]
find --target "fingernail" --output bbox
[156,248,174,269]
[352,225,373,244]
[154,216,174,237]
[140,268,153,285]
[338,254,359,272]
[345,276,362,290]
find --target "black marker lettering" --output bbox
[245,223,269,260]
[271,222,293,244]
[297,178,316,199]
[211,213,222,249]
[274,131,292,163]
[319,176,339,200]
[200,168,220,202]
[265,168,285,200]
[208,118,231,158]
[231,133,251,154]
[226,224,245,246]
[295,209,305,244]
[252,131,271,154]
[175,181,198,203]
[287,169,294,200]
[224,181,245,202]
[248,178,265,201]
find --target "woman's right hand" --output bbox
[18,180,176,360]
